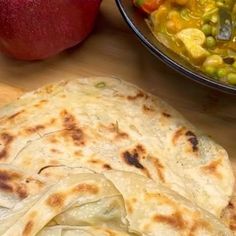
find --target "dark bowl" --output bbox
[116,0,236,95]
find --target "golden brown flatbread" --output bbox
[0,77,234,235]
[0,170,233,236]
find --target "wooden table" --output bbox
[0,1,235,161]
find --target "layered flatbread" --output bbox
[0,77,234,235]
[0,171,233,236]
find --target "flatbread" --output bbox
[0,77,233,218]
[0,170,233,235]
[104,170,233,236]
[1,173,124,236]
[0,77,234,235]
[0,164,47,208]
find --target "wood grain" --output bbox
[0,1,235,162]
[0,83,23,107]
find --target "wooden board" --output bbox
[0,1,235,164]
[0,83,23,107]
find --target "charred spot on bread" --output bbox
[202,159,222,179]
[100,122,129,140]
[135,144,146,155]
[62,110,76,129]
[162,112,171,117]
[46,193,65,209]
[172,128,199,152]
[72,183,99,195]
[0,150,7,160]
[122,145,151,177]
[25,125,45,134]
[0,169,20,181]
[127,91,146,100]
[172,127,187,145]
[61,110,85,146]
[23,220,34,236]
[185,131,199,152]
[153,212,185,230]
[123,151,144,169]
[189,220,210,235]
[0,181,13,192]
[0,133,14,160]
[70,129,84,145]
[7,110,25,120]
[151,158,165,182]
[143,104,154,112]
[103,164,112,170]
[1,132,14,145]
[16,184,28,198]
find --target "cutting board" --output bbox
[0,1,235,163]
[0,83,23,107]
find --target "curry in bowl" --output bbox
[134,0,236,85]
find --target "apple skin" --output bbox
[0,0,102,60]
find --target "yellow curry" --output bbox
[134,0,236,85]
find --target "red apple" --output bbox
[0,0,102,60]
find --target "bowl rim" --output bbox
[115,0,236,95]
